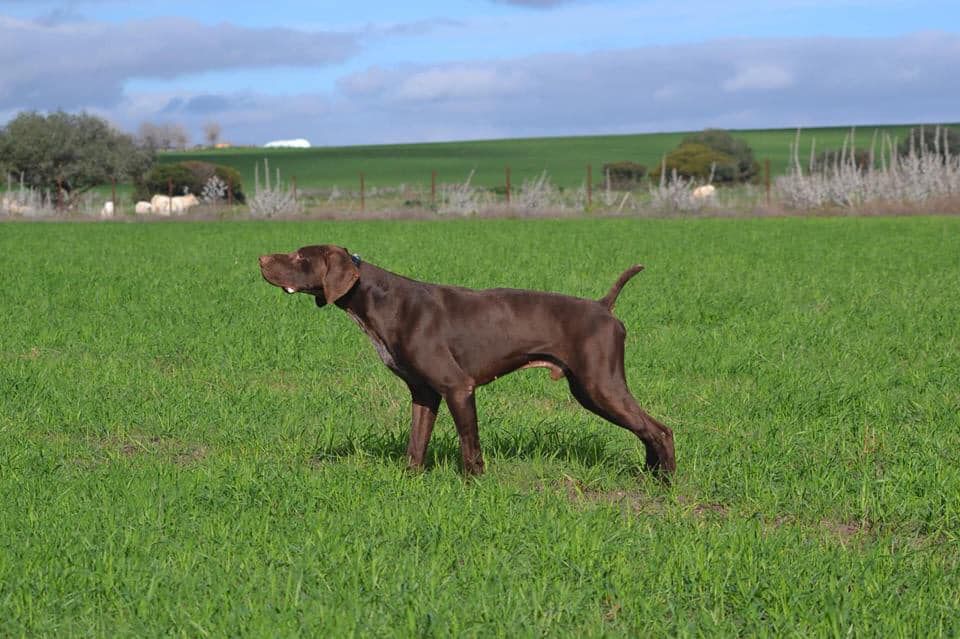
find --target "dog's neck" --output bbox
[334,261,410,372]
[334,261,402,330]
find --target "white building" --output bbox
[263,138,311,149]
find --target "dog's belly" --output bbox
[518,359,565,380]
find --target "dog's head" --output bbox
[258,245,359,307]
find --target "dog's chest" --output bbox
[345,310,400,372]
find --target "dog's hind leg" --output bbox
[568,375,675,476]
[564,327,676,476]
[406,384,441,470]
[444,389,485,476]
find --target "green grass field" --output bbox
[164,124,936,192]
[2,216,959,636]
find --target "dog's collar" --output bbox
[351,253,362,267]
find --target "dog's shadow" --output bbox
[309,424,643,475]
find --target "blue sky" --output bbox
[1,0,958,146]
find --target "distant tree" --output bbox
[169,123,190,150]
[682,129,759,182]
[137,121,190,150]
[204,121,222,147]
[0,110,154,205]
[138,122,162,149]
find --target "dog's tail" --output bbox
[599,265,644,311]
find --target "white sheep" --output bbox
[100,201,114,218]
[150,194,172,215]
[692,184,716,200]
[2,196,34,215]
[171,193,199,214]
[135,201,153,214]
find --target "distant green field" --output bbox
[163,124,938,191]
[2,216,959,635]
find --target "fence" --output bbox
[4,143,960,218]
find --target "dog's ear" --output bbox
[321,246,360,302]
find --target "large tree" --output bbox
[0,111,154,204]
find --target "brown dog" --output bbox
[259,245,675,476]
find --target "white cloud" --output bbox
[395,67,525,101]
[0,15,359,110]
[3,30,959,145]
[723,64,794,92]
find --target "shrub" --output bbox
[601,161,647,189]
[249,159,299,217]
[778,129,960,209]
[682,129,759,182]
[897,125,960,160]
[812,148,873,174]
[138,161,244,202]
[649,143,737,183]
[437,170,492,215]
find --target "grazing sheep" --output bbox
[171,193,199,214]
[100,201,114,218]
[692,184,716,200]
[135,201,153,214]
[150,194,172,215]
[2,196,34,215]
[692,184,716,199]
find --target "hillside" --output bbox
[162,124,939,191]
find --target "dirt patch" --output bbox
[550,475,735,521]
[601,595,622,623]
[120,442,141,457]
[819,518,872,545]
[552,475,668,515]
[174,445,209,466]
[86,434,209,466]
[538,475,950,549]
[688,500,729,517]
[266,378,300,393]
[3,346,58,361]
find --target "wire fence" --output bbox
[4,137,960,219]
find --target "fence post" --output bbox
[505,166,511,205]
[431,170,436,206]
[228,176,234,207]
[586,164,593,209]
[168,178,173,199]
[111,176,117,213]
[360,173,365,212]
[764,159,771,207]
[56,176,63,211]
[292,176,298,202]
